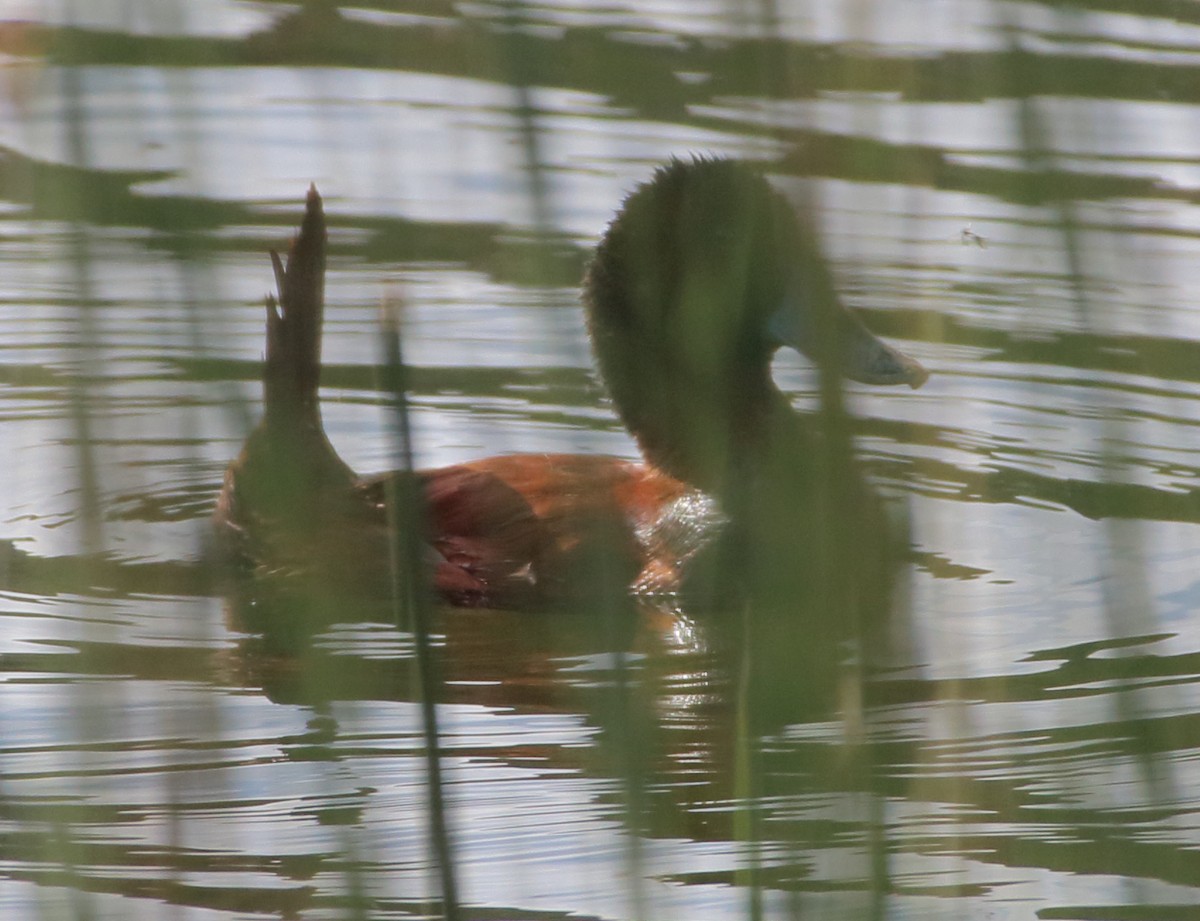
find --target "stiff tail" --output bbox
[264,184,326,424]
[214,184,355,557]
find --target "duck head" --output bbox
[584,157,927,494]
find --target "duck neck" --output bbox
[624,376,811,504]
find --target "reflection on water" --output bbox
[3,1,1200,919]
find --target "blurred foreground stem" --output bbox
[381,293,461,921]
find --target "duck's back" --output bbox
[362,453,692,605]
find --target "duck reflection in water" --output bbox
[216,158,925,628]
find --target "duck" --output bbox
[215,157,927,611]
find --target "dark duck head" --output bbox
[584,157,925,502]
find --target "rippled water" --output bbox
[3,1,1200,919]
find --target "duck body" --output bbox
[216,160,926,610]
[219,439,695,607]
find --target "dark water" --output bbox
[3,2,1200,919]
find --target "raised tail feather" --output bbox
[264,184,326,425]
[215,186,356,552]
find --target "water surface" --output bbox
[2,2,1200,919]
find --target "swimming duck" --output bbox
[215,158,927,609]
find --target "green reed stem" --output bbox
[380,297,461,921]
